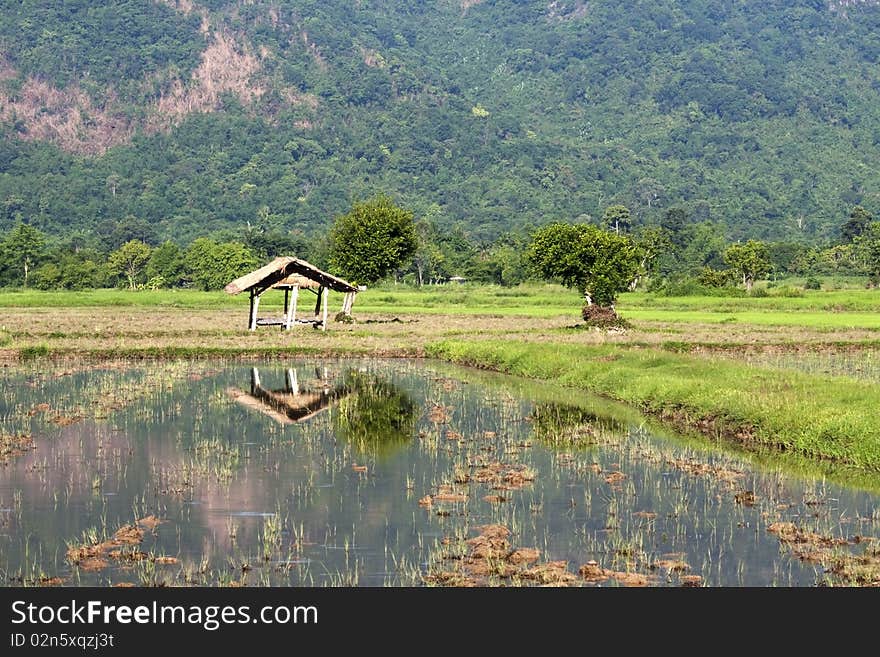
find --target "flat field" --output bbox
[3,283,880,469]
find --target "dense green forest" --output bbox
[3,1,880,249]
[3,203,878,291]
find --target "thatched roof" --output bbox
[273,274,321,290]
[226,385,350,425]
[224,256,357,295]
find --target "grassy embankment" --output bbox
[3,283,880,468]
[426,339,880,470]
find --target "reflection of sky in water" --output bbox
[1,359,879,587]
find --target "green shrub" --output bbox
[18,344,50,360]
[767,286,804,298]
[696,266,735,288]
[649,276,745,297]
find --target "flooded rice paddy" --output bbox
[737,349,880,382]
[1,358,880,587]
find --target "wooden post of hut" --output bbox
[341,291,356,316]
[284,284,299,330]
[286,368,298,394]
[313,286,322,325]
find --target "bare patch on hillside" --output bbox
[830,0,880,13]
[1,25,317,155]
[0,67,134,156]
[150,32,265,131]
[360,47,386,69]
[155,0,197,14]
[300,32,329,71]
[460,0,485,12]
[547,1,589,21]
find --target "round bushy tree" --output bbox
[601,205,632,234]
[184,238,259,290]
[328,195,418,285]
[108,239,153,289]
[723,240,771,292]
[528,222,642,319]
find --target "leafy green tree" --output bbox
[184,238,259,290]
[855,222,880,284]
[243,206,308,259]
[842,206,873,243]
[60,254,107,290]
[3,195,25,224]
[438,223,480,279]
[146,241,186,288]
[528,222,642,314]
[661,208,688,249]
[632,225,670,279]
[1,222,46,287]
[723,240,771,292]
[696,266,735,288]
[409,219,448,285]
[97,215,158,251]
[794,244,862,275]
[601,205,632,234]
[108,240,153,289]
[768,241,808,277]
[490,243,529,286]
[681,221,727,271]
[30,251,107,290]
[329,195,417,284]
[32,263,62,290]
[333,372,416,458]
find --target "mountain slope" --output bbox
[3,0,880,244]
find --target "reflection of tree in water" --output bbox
[333,372,416,458]
[529,402,624,445]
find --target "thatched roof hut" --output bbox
[227,367,349,425]
[225,257,358,331]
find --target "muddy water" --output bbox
[1,359,879,587]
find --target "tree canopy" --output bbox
[842,206,874,243]
[528,222,642,309]
[601,206,632,235]
[1,222,45,287]
[723,240,772,291]
[108,239,152,290]
[328,195,418,285]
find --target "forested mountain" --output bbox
[3,0,880,246]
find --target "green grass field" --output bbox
[4,283,880,324]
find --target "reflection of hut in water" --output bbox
[227,367,350,425]
[225,256,359,331]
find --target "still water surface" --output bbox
[1,359,878,586]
